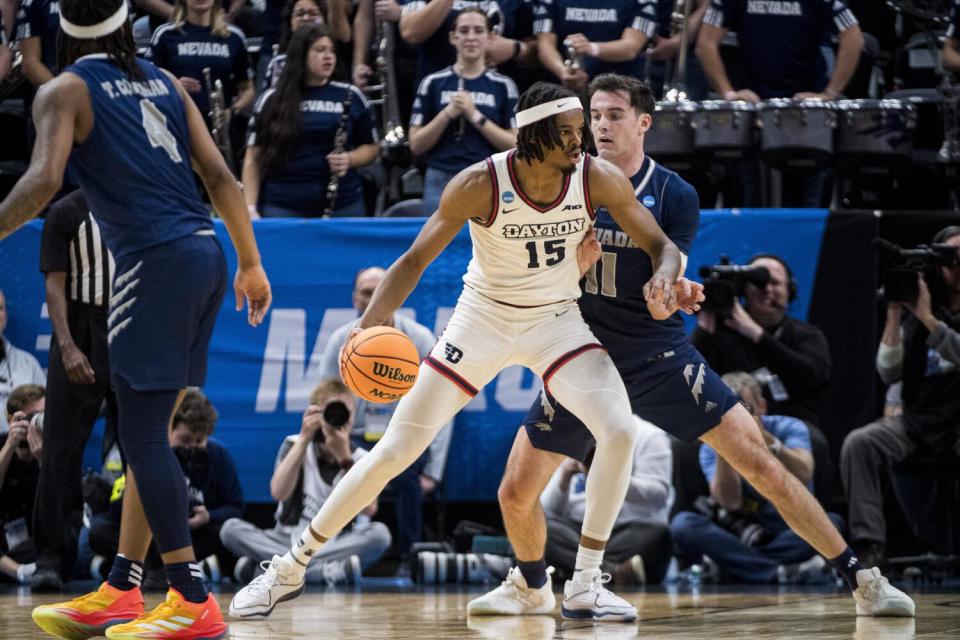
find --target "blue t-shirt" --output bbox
[703,0,858,98]
[949,0,959,40]
[410,67,518,173]
[579,156,699,367]
[249,82,376,214]
[15,0,59,73]
[533,0,657,79]
[147,22,252,118]
[399,0,506,84]
[62,55,213,258]
[700,414,811,530]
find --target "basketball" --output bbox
[340,326,420,403]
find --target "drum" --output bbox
[835,99,915,172]
[645,100,697,169]
[756,99,836,170]
[691,100,757,160]
[885,88,945,163]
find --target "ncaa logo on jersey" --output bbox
[502,191,515,204]
[642,195,656,207]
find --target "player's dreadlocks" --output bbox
[515,82,590,163]
[59,0,143,80]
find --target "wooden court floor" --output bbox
[2,584,959,639]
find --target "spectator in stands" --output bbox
[31,191,116,591]
[490,0,545,93]
[319,266,452,557]
[0,12,13,80]
[0,384,44,584]
[695,0,863,207]
[944,0,960,74]
[220,379,391,585]
[136,0,248,35]
[540,419,673,584]
[533,0,658,93]
[147,0,255,126]
[265,0,351,88]
[840,226,960,570]
[691,254,835,506]
[0,289,46,433]
[243,25,378,217]
[409,8,518,216]
[90,390,244,582]
[643,0,711,101]
[399,0,531,85]
[671,372,843,584]
[15,0,59,88]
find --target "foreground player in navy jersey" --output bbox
[0,0,271,637]
[468,74,916,621]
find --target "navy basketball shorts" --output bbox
[107,232,227,391]
[524,342,740,462]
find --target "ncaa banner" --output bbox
[0,211,827,501]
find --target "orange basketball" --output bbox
[340,326,420,403]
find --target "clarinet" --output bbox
[455,74,466,141]
[324,86,354,217]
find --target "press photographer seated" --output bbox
[841,226,960,570]
[0,384,44,584]
[219,379,391,588]
[670,372,844,584]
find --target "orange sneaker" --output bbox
[32,582,145,639]
[105,589,228,639]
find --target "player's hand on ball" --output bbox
[235,264,272,326]
[577,226,601,277]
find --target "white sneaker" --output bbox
[229,555,306,618]
[561,569,637,621]
[853,567,916,617]
[467,567,556,615]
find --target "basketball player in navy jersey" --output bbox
[0,0,271,637]
[469,74,916,621]
[231,80,689,620]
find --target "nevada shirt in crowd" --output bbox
[703,0,859,98]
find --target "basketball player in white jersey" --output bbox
[231,81,690,621]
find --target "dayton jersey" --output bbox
[410,67,518,173]
[63,55,212,258]
[704,0,859,98]
[533,0,657,79]
[463,149,595,306]
[579,156,699,367]
[147,23,252,118]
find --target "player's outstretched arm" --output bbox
[0,76,83,240]
[167,69,272,326]
[587,156,681,312]
[357,164,490,329]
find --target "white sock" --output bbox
[282,526,324,575]
[573,546,603,582]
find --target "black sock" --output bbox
[107,554,143,591]
[829,547,865,591]
[165,561,207,604]
[517,558,548,589]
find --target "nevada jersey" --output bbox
[579,156,699,366]
[463,149,595,306]
[63,55,212,258]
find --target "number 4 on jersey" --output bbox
[140,99,183,164]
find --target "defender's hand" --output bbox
[234,264,272,326]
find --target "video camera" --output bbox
[698,258,771,316]
[872,238,959,304]
[313,400,351,444]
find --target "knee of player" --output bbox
[497,475,539,512]
[598,417,640,451]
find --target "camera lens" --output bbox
[323,401,350,428]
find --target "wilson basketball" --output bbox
[340,326,420,403]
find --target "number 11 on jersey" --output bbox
[585,251,618,297]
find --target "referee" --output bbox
[31,190,117,591]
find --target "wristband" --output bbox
[589,42,600,57]
[470,111,487,127]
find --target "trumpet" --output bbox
[324,86,354,217]
[563,38,584,72]
[203,67,235,173]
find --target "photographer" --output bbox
[841,226,960,569]
[219,379,391,586]
[0,384,44,584]
[0,288,47,432]
[692,255,834,503]
[670,373,844,584]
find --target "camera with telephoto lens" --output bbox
[698,258,771,317]
[313,400,351,444]
[17,411,44,449]
[873,238,959,304]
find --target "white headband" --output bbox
[515,98,583,128]
[60,1,129,39]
